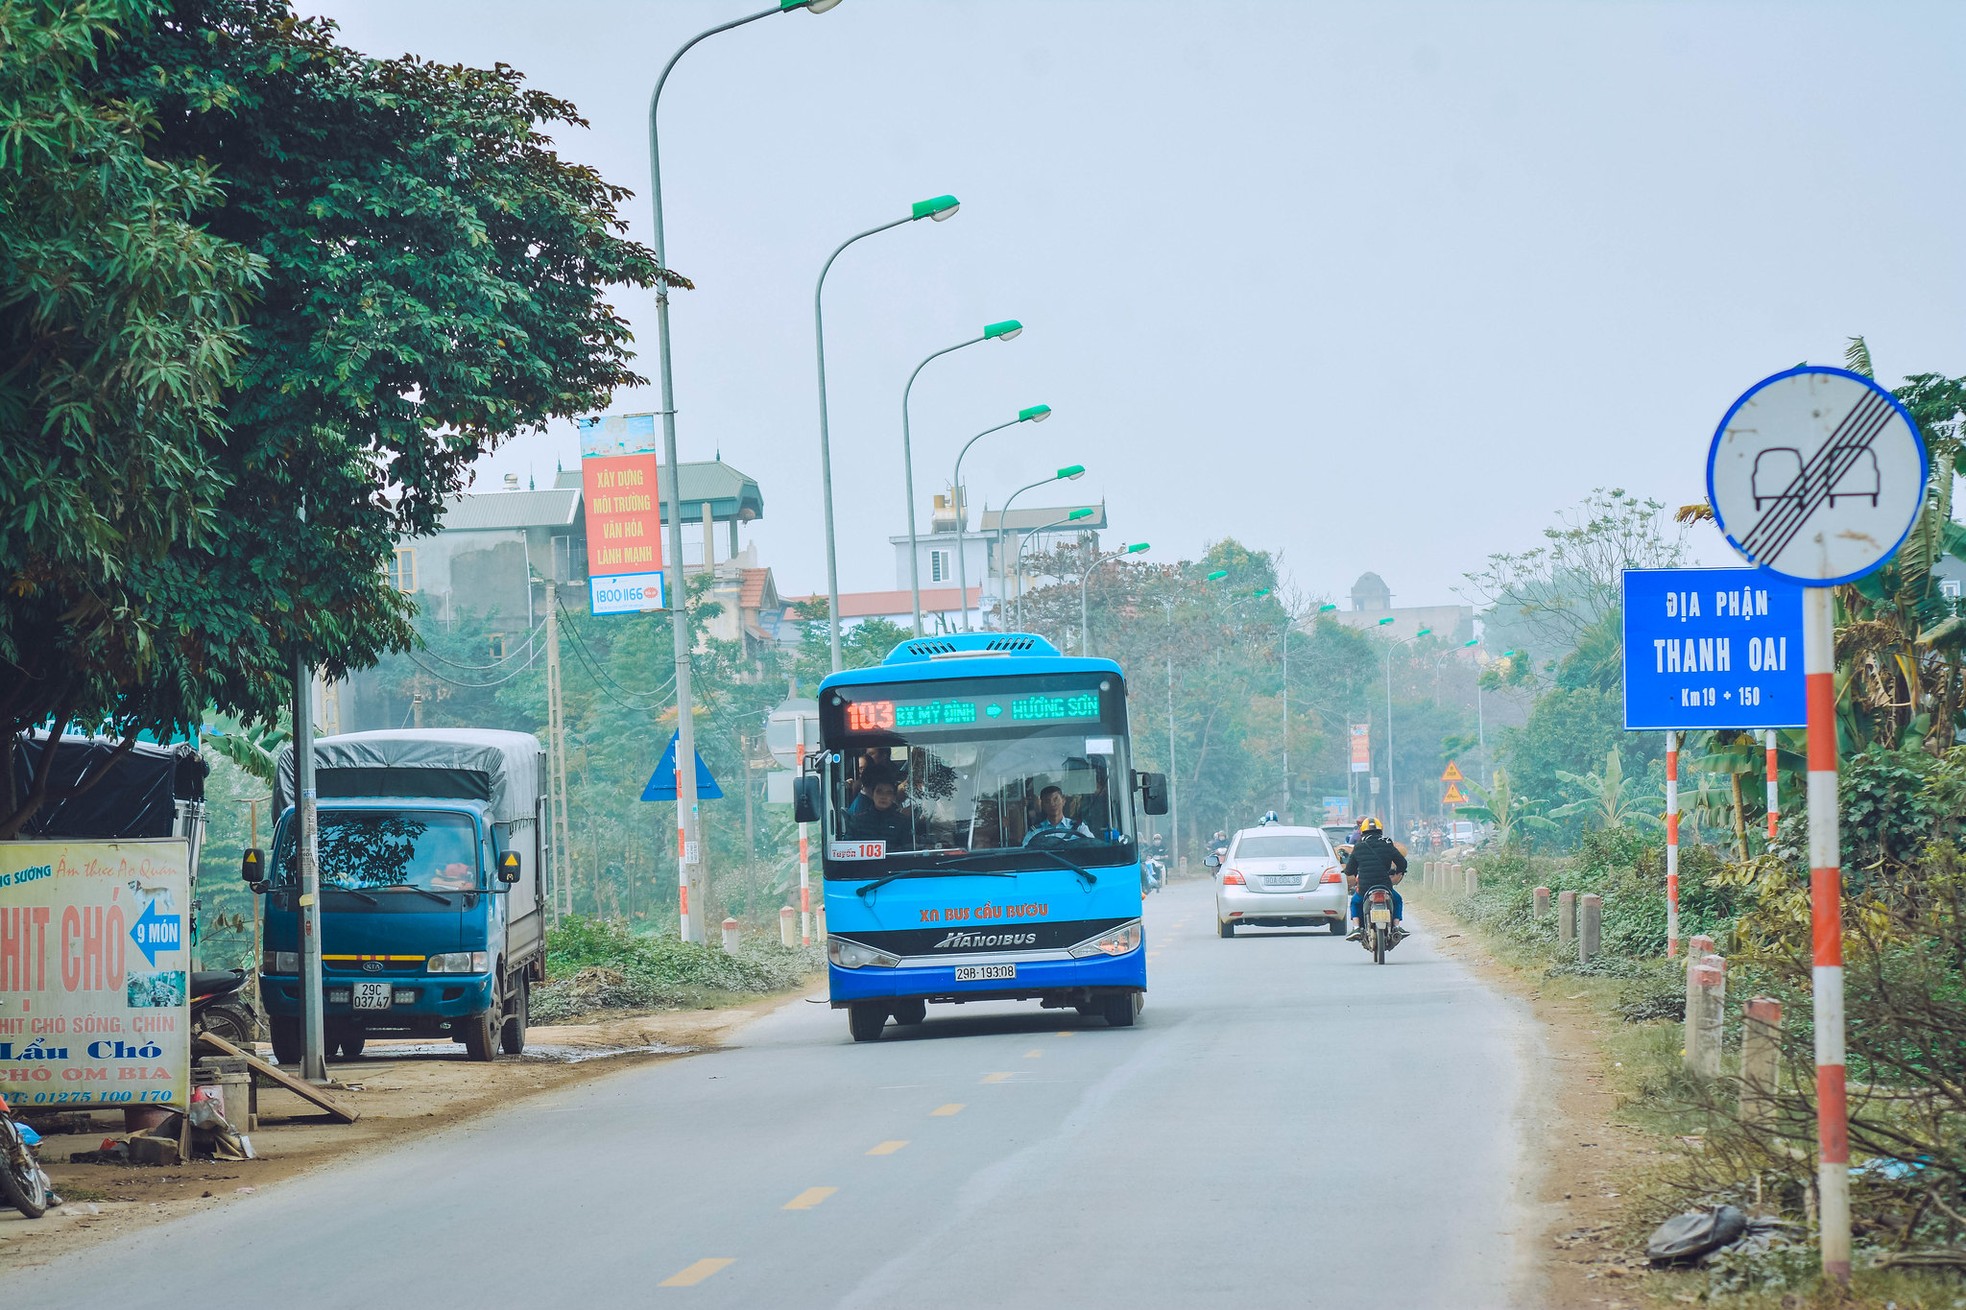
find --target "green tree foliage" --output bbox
[1547,748,1659,831]
[2,0,263,819]
[3,0,657,834]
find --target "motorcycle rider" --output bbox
[1344,816,1407,941]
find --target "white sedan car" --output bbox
[1212,826,1347,937]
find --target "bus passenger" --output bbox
[847,771,915,850]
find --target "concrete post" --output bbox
[815,901,827,939]
[1558,890,1577,946]
[1464,867,1478,897]
[1685,954,1727,1077]
[1741,996,1782,1123]
[1578,893,1602,964]
[1533,886,1551,918]
[779,906,797,949]
[721,917,741,954]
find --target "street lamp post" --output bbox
[648,0,843,942]
[993,465,1085,627]
[813,193,961,671]
[1380,623,1432,838]
[900,322,1023,635]
[1016,507,1093,629]
[1078,542,1149,655]
[952,405,1049,631]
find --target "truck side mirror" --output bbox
[1135,771,1169,816]
[793,777,822,825]
[242,848,266,890]
[497,852,521,885]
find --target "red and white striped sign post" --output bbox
[1765,729,1780,841]
[1708,365,1929,1284]
[1664,731,1680,958]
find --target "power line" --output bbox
[411,617,547,671]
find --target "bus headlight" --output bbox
[1068,920,1144,958]
[827,937,900,969]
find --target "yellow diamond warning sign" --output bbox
[1440,760,1466,783]
[1443,782,1469,805]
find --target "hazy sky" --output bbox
[312,0,1966,610]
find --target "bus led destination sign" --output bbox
[1622,567,1805,731]
[839,689,1103,734]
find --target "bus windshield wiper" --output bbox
[853,866,1015,901]
[926,849,1098,890]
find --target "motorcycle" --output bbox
[1359,886,1401,965]
[0,1094,59,1219]
[1140,856,1166,895]
[192,968,258,1045]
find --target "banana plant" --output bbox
[202,717,288,785]
[1548,749,1660,831]
[1455,768,1551,846]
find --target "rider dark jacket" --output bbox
[1344,832,1407,890]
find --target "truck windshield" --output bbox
[821,673,1133,875]
[277,810,480,894]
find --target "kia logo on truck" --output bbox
[933,930,1037,950]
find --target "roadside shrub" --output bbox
[530,916,822,1022]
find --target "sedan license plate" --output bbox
[351,981,392,1010]
[1262,875,1298,888]
[954,964,1015,982]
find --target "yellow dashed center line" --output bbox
[1057,1030,1076,1038]
[1023,1049,1042,1059]
[931,1103,965,1116]
[660,1258,734,1287]
[867,1139,908,1156]
[783,1186,838,1211]
[981,1072,1012,1084]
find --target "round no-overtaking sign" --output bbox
[1707,366,1927,586]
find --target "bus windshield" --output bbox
[821,673,1134,874]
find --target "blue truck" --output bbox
[795,633,1168,1041]
[257,730,547,1062]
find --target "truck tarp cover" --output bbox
[277,730,543,826]
[8,734,207,838]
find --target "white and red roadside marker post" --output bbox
[1665,731,1681,957]
[796,723,812,947]
[1708,365,1929,1284]
[1765,729,1780,841]
[1803,586,1850,1279]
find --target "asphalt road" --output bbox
[12,879,1541,1309]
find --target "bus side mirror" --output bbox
[242,848,266,889]
[498,852,522,885]
[793,777,822,825]
[1136,771,1169,816]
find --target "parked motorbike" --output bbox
[0,1094,59,1218]
[192,968,258,1045]
[1359,887,1401,965]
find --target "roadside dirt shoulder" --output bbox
[1427,911,1665,1310]
[0,983,816,1270]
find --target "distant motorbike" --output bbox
[1141,857,1166,895]
[1359,886,1401,965]
[0,1094,58,1218]
[192,968,258,1045]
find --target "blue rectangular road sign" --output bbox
[1622,567,1805,730]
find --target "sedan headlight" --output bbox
[1068,920,1144,959]
[827,937,900,969]
[261,950,299,975]
[427,951,489,974]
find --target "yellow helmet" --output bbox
[1360,817,1384,833]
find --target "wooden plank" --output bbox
[195,1032,360,1124]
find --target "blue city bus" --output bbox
[795,633,1168,1042]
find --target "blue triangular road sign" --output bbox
[641,732,722,801]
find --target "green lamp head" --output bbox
[1206,570,1230,582]
[1377,616,1395,626]
[1018,404,1051,423]
[1252,588,1273,599]
[785,0,843,10]
[1318,602,1337,613]
[912,194,960,222]
[1056,464,1085,481]
[986,320,1024,341]
[1416,628,1433,638]
[1504,649,1519,658]
[1126,543,1150,555]
[1463,638,1479,648]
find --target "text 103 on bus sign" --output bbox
[1621,567,1805,730]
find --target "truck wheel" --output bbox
[500,975,529,1055]
[461,1008,498,1062]
[890,998,927,1026]
[1100,993,1140,1028]
[270,1017,302,1066]
[847,1003,887,1043]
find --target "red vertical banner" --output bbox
[582,453,663,578]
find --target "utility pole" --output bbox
[1280,620,1291,821]
[545,583,573,922]
[1166,655,1179,868]
[292,656,326,1083]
